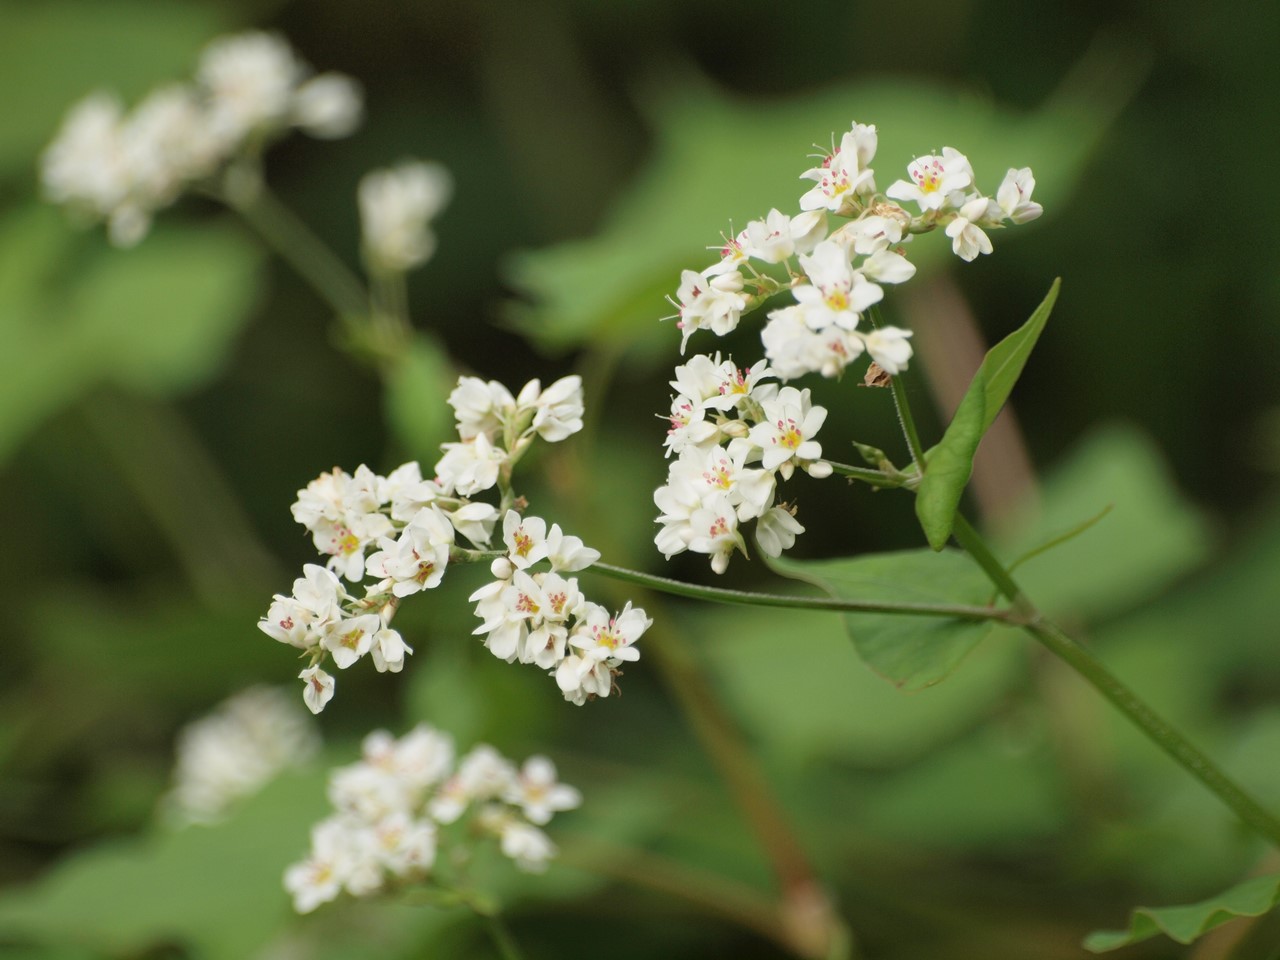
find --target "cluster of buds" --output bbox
[666,121,1042,381]
[41,31,362,246]
[164,686,319,826]
[655,354,827,573]
[259,374,648,710]
[284,725,581,913]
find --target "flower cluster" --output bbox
[164,686,320,826]
[470,511,650,704]
[41,31,361,246]
[655,353,826,573]
[359,161,453,274]
[284,725,581,914]
[667,121,1042,380]
[259,374,647,709]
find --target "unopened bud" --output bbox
[490,556,514,579]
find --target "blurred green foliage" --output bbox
[2,0,1278,958]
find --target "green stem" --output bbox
[952,514,1280,847]
[224,181,369,320]
[821,460,906,488]
[588,562,1010,622]
[869,305,928,470]
[481,913,524,960]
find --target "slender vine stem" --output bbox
[481,913,525,960]
[869,305,928,470]
[821,460,908,487]
[588,561,1011,622]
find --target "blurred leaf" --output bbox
[771,549,1008,690]
[1001,423,1211,621]
[509,74,1122,362]
[916,278,1059,549]
[0,209,263,461]
[916,376,986,550]
[0,769,327,960]
[383,334,455,462]
[696,602,1025,766]
[1084,873,1280,952]
[0,0,227,177]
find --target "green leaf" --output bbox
[770,549,1007,690]
[915,375,987,550]
[914,279,1060,550]
[1084,873,1280,951]
[0,770,328,960]
[975,277,1061,435]
[0,212,262,462]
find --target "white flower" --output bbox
[359,160,453,273]
[364,505,453,597]
[761,305,864,381]
[861,249,916,286]
[165,686,319,826]
[861,326,914,375]
[755,505,805,558]
[505,757,582,825]
[671,268,749,352]
[293,73,363,138]
[532,375,585,442]
[740,208,797,263]
[448,377,516,441]
[570,602,649,664]
[444,501,499,547]
[197,31,303,148]
[499,821,557,873]
[674,444,776,521]
[371,628,413,673]
[299,666,336,714]
[435,433,504,496]
[259,564,346,649]
[886,148,973,213]
[284,817,357,913]
[945,196,997,262]
[789,209,829,255]
[799,122,878,213]
[793,240,881,332]
[662,393,719,458]
[686,497,748,574]
[430,745,518,823]
[835,209,909,255]
[748,386,828,478]
[545,524,600,572]
[653,472,703,560]
[996,167,1043,224]
[503,511,549,569]
[322,614,381,669]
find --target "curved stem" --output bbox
[224,180,369,320]
[821,460,906,488]
[951,514,1280,846]
[481,913,524,960]
[588,561,1011,623]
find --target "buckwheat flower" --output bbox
[703,357,778,412]
[197,31,303,148]
[545,524,600,572]
[686,497,748,574]
[945,196,998,262]
[761,305,864,381]
[359,160,453,273]
[861,248,917,286]
[435,433,504,496]
[259,563,346,648]
[284,818,355,913]
[505,757,582,826]
[748,386,828,479]
[430,746,518,824]
[371,627,412,673]
[532,375,585,442]
[503,511,549,569]
[755,505,805,558]
[861,326,915,375]
[370,811,437,877]
[381,462,443,522]
[524,571,584,667]
[672,268,749,352]
[790,209,829,254]
[676,444,776,521]
[299,665,336,714]
[293,73,363,138]
[663,394,719,457]
[571,601,650,665]
[322,614,381,669]
[382,725,455,791]
[741,208,798,263]
[886,147,973,213]
[499,820,557,873]
[165,686,320,826]
[794,240,881,332]
[449,377,516,441]
[835,208,910,255]
[654,473,703,559]
[799,122,878,214]
[669,353,726,404]
[704,230,751,277]
[996,167,1043,224]
[365,505,453,597]
[41,92,128,219]
[443,501,499,547]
